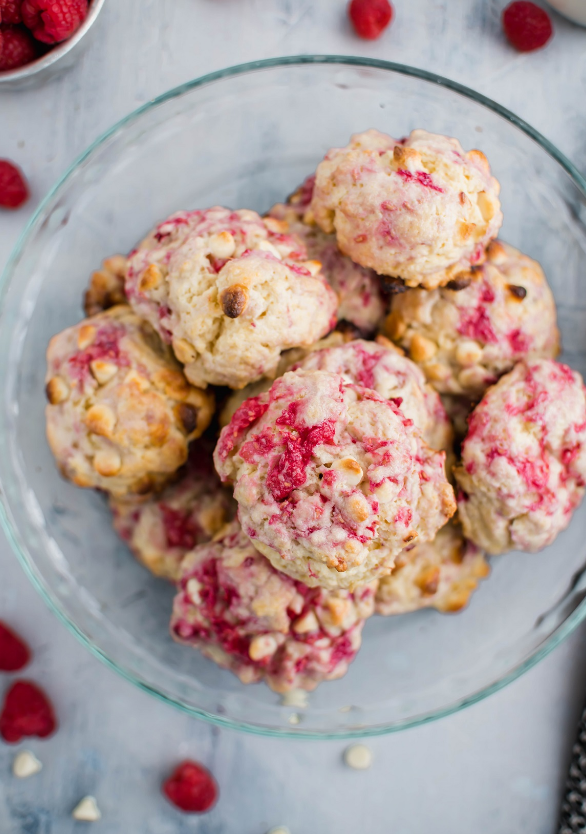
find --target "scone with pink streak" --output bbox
[290,337,453,457]
[111,441,235,580]
[454,359,586,555]
[310,129,502,290]
[171,520,376,692]
[45,306,214,500]
[215,369,456,590]
[125,207,338,389]
[384,240,559,397]
[375,521,489,615]
[84,254,128,317]
[268,181,387,335]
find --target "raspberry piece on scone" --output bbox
[125,207,338,389]
[375,521,489,615]
[310,129,502,290]
[502,1,553,52]
[454,359,586,555]
[171,520,376,692]
[45,305,214,500]
[384,240,559,397]
[21,0,88,44]
[215,369,456,590]
[111,439,235,581]
[348,0,393,39]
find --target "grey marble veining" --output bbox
[1,1,586,831]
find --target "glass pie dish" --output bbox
[1,56,586,738]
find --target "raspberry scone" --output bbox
[375,521,489,615]
[171,520,376,692]
[310,129,502,290]
[83,254,127,317]
[268,185,387,335]
[290,337,453,457]
[384,241,559,397]
[215,369,456,590]
[111,441,235,581]
[454,360,586,555]
[45,306,214,500]
[125,207,338,389]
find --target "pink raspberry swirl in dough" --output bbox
[171,520,376,692]
[310,129,502,290]
[290,337,453,458]
[214,368,456,590]
[384,240,559,397]
[125,207,338,389]
[454,359,586,555]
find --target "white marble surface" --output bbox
[1,1,586,831]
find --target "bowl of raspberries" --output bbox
[2,58,586,737]
[0,0,104,86]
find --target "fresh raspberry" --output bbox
[348,0,393,39]
[502,2,553,52]
[0,680,57,743]
[0,159,30,209]
[0,621,31,671]
[163,760,218,813]
[21,0,88,44]
[0,0,23,25]
[0,24,38,70]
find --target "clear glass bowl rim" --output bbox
[3,55,586,740]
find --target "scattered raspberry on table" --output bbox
[0,24,38,71]
[0,680,57,743]
[21,0,88,44]
[0,159,30,208]
[0,0,24,25]
[163,760,218,813]
[348,0,393,39]
[0,620,31,672]
[502,1,553,52]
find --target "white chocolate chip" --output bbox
[344,744,373,770]
[45,375,70,405]
[93,448,122,477]
[90,360,118,385]
[173,337,197,365]
[344,493,371,524]
[249,633,279,661]
[288,713,301,725]
[280,690,308,708]
[455,339,483,366]
[302,259,322,277]
[257,240,282,258]
[331,457,363,486]
[267,827,291,834]
[292,610,319,634]
[458,365,488,390]
[85,404,116,437]
[77,324,96,351]
[186,578,201,604]
[209,231,236,259]
[72,796,101,822]
[13,750,42,778]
